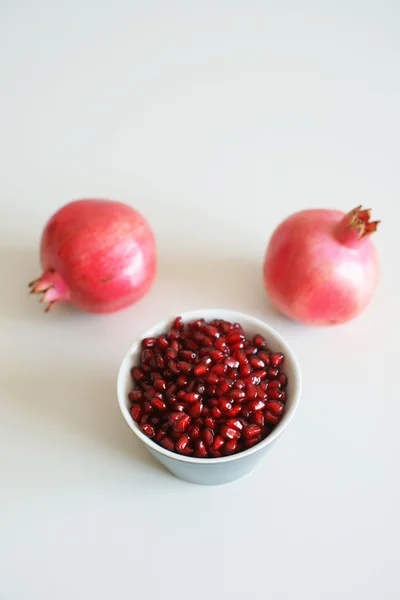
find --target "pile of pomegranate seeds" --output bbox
[129,317,288,458]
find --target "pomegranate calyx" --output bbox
[337,206,380,248]
[28,269,70,313]
[346,206,380,239]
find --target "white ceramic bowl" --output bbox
[117,309,301,485]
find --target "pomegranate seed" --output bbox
[233,379,246,390]
[211,406,222,419]
[245,383,258,399]
[206,384,217,396]
[239,363,252,377]
[183,392,200,403]
[224,439,238,454]
[195,440,208,458]
[130,404,142,422]
[141,349,153,364]
[193,363,208,377]
[278,374,288,388]
[226,331,245,344]
[225,357,239,369]
[179,350,197,362]
[151,397,167,411]
[195,383,206,395]
[154,354,166,369]
[154,429,164,443]
[210,349,225,361]
[252,412,265,427]
[230,341,245,351]
[176,374,188,388]
[228,405,242,417]
[209,449,222,458]
[266,400,285,416]
[248,400,266,412]
[183,338,198,351]
[168,412,183,426]
[131,367,145,382]
[173,316,183,330]
[171,340,180,352]
[201,356,213,366]
[142,337,156,349]
[218,397,232,413]
[268,380,281,389]
[212,435,225,451]
[267,367,279,379]
[204,417,216,429]
[226,418,243,431]
[202,325,219,339]
[188,401,203,418]
[253,335,265,348]
[181,445,194,456]
[245,346,257,356]
[175,435,190,453]
[270,352,284,367]
[243,424,262,439]
[220,321,232,333]
[179,361,193,374]
[258,351,270,365]
[215,338,228,352]
[256,385,266,399]
[234,350,248,365]
[202,428,214,446]
[217,379,233,395]
[167,382,177,394]
[265,411,279,424]
[189,424,201,440]
[143,401,153,414]
[154,379,167,392]
[280,391,287,403]
[249,356,265,369]
[221,425,240,440]
[128,390,143,402]
[267,389,284,401]
[156,336,169,350]
[141,423,155,437]
[173,414,191,432]
[240,406,251,419]
[171,402,186,413]
[168,328,180,341]
[245,435,262,448]
[160,422,170,433]
[165,348,177,360]
[161,437,175,452]
[168,359,180,375]
[230,389,246,402]
[203,372,219,385]
[210,363,227,376]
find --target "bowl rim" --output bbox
[117,309,302,464]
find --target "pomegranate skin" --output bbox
[31,199,157,313]
[263,208,380,326]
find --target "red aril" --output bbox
[128,317,288,458]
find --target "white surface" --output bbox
[0,1,399,598]
[117,309,302,484]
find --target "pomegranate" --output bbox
[263,206,380,325]
[29,199,157,313]
[128,317,288,458]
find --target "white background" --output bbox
[1,1,399,598]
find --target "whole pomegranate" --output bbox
[29,199,157,313]
[263,206,380,326]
